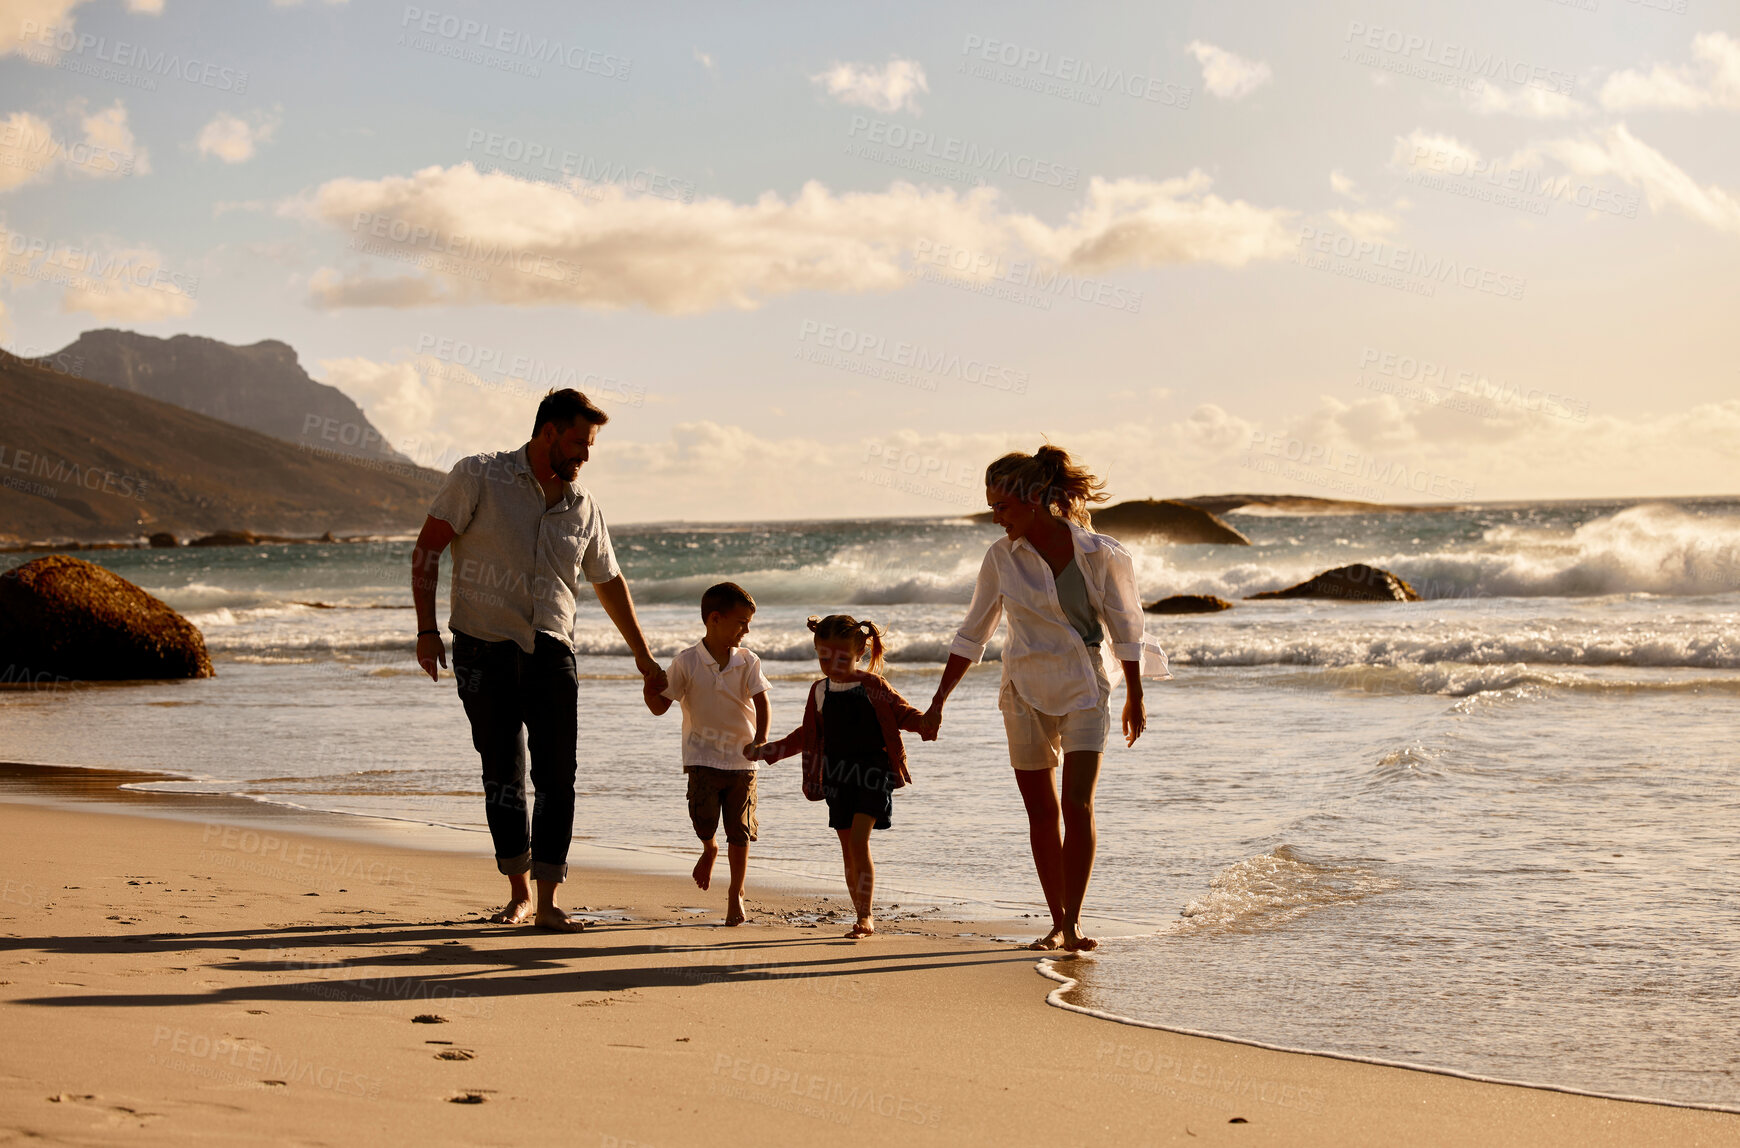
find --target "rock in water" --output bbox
[148,532,179,548]
[1246,564,1420,602]
[188,529,258,547]
[1145,594,1234,614]
[1089,500,1252,545]
[0,554,214,680]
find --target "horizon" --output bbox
[3,1,1738,524]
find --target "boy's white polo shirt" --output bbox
[661,641,771,771]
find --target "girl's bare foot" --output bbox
[489,899,532,925]
[1061,924,1098,952]
[847,918,875,939]
[724,893,745,927]
[1026,927,1065,951]
[534,906,587,933]
[692,842,718,891]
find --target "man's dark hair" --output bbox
[701,581,755,620]
[531,388,609,438]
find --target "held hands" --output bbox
[918,703,944,742]
[742,740,766,762]
[636,654,668,696]
[416,633,447,683]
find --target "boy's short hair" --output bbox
[531,388,609,438]
[701,582,755,620]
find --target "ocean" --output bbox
[3,496,1738,1110]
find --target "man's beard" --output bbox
[547,442,581,479]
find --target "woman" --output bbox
[921,446,1170,951]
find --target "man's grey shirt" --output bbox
[427,445,620,653]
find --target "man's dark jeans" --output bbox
[451,629,578,884]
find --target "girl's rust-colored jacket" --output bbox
[761,672,926,801]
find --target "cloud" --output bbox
[810,58,928,114]
[2,0,159,57]
[1601,32,1740,112]
[197,110,280,163]
[0,222,196,320]
[77,100,148,176]
[294,164,1297,313]
[0,112,59,191]
[1539,123,1740,235]
[320,353,684,475]
[693,48,715,73]
[1186,41,1272,100]
[1461,81,1589,119]
[1390,129,1483,174]
[1329,170,1363,202]
[0,102,144,190]
[1323,208,1399,241]
[312,357,1740,519]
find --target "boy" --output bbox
[644,581,771,926]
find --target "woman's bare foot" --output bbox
[724,893,745,927]
[1061,923,1098,952]
[534,906,587,933]
[847,918,875,939]
[489,899,533,925]
[692,842,718,891]
[1026,927,1065,951]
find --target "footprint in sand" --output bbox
[412,1014,448,1024]
[448,1092,489,1104]
[435,1049,475,1061]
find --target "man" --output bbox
[412,388,665,932]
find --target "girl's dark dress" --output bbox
[820,682,894,831]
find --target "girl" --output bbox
[920,446,1171,952]
[753,614,927,939]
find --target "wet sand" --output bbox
[0,770,1735,1146]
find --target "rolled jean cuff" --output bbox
[530,859,568,884]
[496,849,532,877]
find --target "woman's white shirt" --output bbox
[949,521,1171,714]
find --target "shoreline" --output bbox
[3,793,1735,1144]
[3,761,1740,1141]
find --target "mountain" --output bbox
[47,329,411,465]
[0,350,445,544]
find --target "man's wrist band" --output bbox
[418,629,440,636]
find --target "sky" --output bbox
[2,0,1737,522]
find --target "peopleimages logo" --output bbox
[959,34,1192,108]
[1295,227,1526,301]
[1341,21,1576,94]
[16,21,250,92]
[399,7,630,79]
[845,116,1077,189]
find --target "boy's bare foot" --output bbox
[724,893,745,927]
[1061,924,1098,952]
[489,899,533,925]
[1026,927,1065,951]
[534,906,587,933]
[693,842,718,891]
[847,918,875,939]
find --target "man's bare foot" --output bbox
[1026,927,1065,951]
[534,906,587,933]
[488,899,533,925]
[1061,924,1098,952]
[724,893,745,927]
[847,918,874,939]
[692,842,718,892]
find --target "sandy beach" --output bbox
[1,771,1735,1147]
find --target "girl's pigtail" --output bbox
[806,615,822,633]
[860,619,886,675]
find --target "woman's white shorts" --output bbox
[999,655,1111,770]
